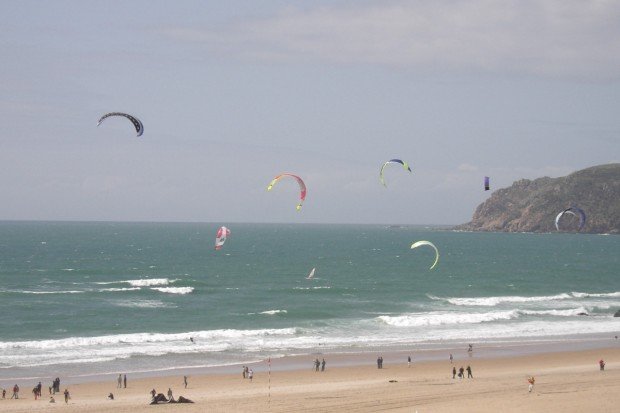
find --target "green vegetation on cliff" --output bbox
[456,164,620,234]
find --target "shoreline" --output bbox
[2,333,618,385]
[0,345,618,412]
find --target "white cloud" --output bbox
[165,0,620,79]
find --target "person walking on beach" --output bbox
[321,358,326,372]
[123,374,127,388]
[599,359,605,371]
[408,356,411,367]
[315,358,320,372]
[450,353,453,363]
[458,366,464,379]
[2,388,6,399]
[63,388,70,404]
[466,365,473,378]
[242,366,246,379]
[11,384,19,399]
[452,366,457,379]
[248,368,253,382]
[468,344,473,357]
[183,376,188,389]
[117,374,122,388]
[528,376,535,393]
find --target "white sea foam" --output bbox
[378,306,593,328]
[95,278,175,287]
[111,300,176,309]
[99,287,142,292]
[260,310,288,315]
[570,291,620,298]
[378,310,520,327]
[19,290,85,295]
[151,287,193,294]
[293,286,331,290]
[520,307,589,317]
[128,278,174,287]
[428,291,620,307]
[429,293,571,306]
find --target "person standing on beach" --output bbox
[117,374,122,388]
[408,356,411,367]
[452,366,456,379]
[458,366,464,379]
[248,369,253,382]
[167,388,173,401]
[183,376,188,389]
[315,358,320,372]
[123,374,127,388]
[11,384,19,399]
[528,376,535,393]
[468,344,473,357]
[466,365,473,378]
[321,358,326,372]
[599,359,605,371]
[450,353,453,363]
[242,366,246,379]
[2,388,6,399]
[63,388,70,404]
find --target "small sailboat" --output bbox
[306,267,316,280]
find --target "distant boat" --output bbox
[306,267,316,279]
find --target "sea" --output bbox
[0,221,618,383]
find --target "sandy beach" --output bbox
[1,346,618,413]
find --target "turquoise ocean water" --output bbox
[0,221,618,381]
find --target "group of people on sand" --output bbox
[117,374,127,388]
[1,380,69,404]
[314,358,326,372]
[452,365,473,379]
[242,366,254,381]
[148,381,194,404]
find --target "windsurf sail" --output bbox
[306,267,316,279]
[215,226,231,250]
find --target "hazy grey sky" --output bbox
[1,0,618,224]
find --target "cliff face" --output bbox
[455,164,620,234]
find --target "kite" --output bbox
[215,226,230,250]
[267,173,307,211]
[97,112,144,137]
[554,207,586,231]
[410,240,439,270]
[379,159,412,187]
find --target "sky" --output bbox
[1,0,618,225]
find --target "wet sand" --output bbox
[1,347,618,412]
